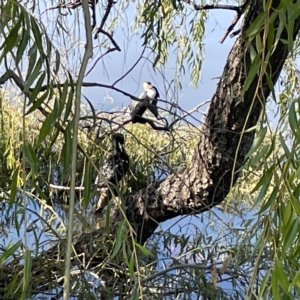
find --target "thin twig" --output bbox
[169,99,211,128]
[86,29,121,75]
[46,1,83,11]
[85,48,118,76]
[112,47,146,86]
[141,263,212,284]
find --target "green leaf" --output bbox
[279,133,292,159]
[289,102,298,137]
[0,240,22,264]
[246,12,266,37]
[282,218,298,253]
[26,219,38,233]
[289,268,300,291]
[274,258,289,293]
[8,168,19,211]
[54,49,60,74]
[153,53,161,68]
[287,15,295,55]
[255,34,263,53]
[266,73,275,100]
[271,272,280,300]
[267,22,275,52]
[135,242,153,257]
[30,17,43,50]
[24,57,43,91]
[251,231,263,255]
[128,254,134,276]
[28,71,46,106]
[33,181,47,201]
[252,166,273,206]
[64,77,75,123]
[245,127,267,160]
[84,96,97,126]
[23,141,37,175]
[258,271,271,298]
[259,185,278,213]
[291,195,300,216]
[275,14,285,46]
[16,28,29,65]
[27,45,37,76]
[83,160,92,207]
[55,81,68,117]
[247,144,269,168]
[243,54,261,92]
[38,115,52,145]
[62,124,72,177]
[27,88,49,115]
[22,248,32,296]
[111,220,125,259]
[3,14,23,55]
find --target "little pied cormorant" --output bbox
[93,133,129,213]
[129,82,160,123]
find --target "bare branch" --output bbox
[98,29,121,51]
[112,47,146,86]
[219,0,251,43]
[46,2,83,11]
[94,0,116,39]
[85,47,119,76]
[182,0,241,12]
[169,99,211,129]
[219,13,242,43]
[0,69,28,93]
[182,0,251,44]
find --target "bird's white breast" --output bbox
[147,88,156,100]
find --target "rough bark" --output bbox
[1,0,300,296]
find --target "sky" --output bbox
[81,8,238,122]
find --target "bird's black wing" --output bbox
[148,99,159,118]
[95,152,129,189]
[93,152,129,213]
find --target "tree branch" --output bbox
[94,0,116,39]
[181,0,241,12]
[182,0,251,43]
[98,29,121,51]
[219,0,251,43]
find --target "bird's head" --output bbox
[143,81,152,91]
[143,81,159,99]
[112,133,125,144]
[112,133,125,153]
